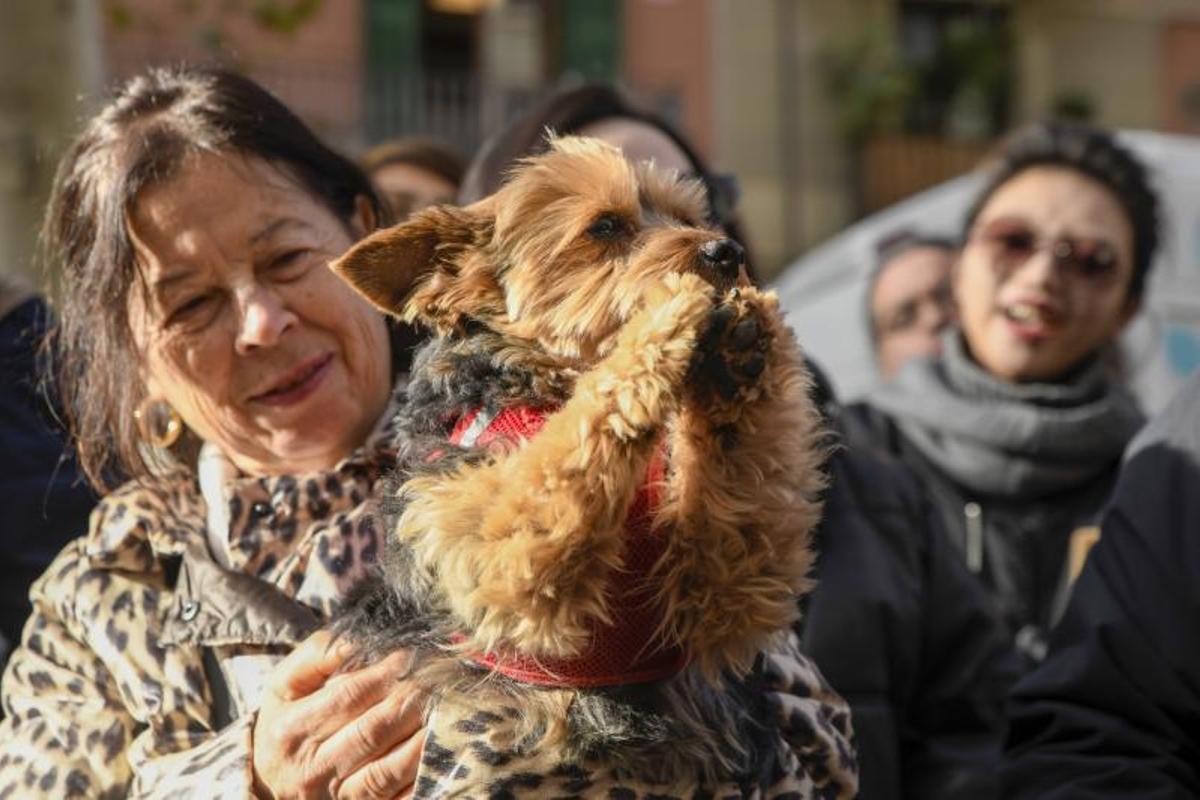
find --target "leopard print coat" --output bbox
[0,383,856,799]
[0,386,405,799]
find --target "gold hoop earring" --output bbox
[134,400,183,448]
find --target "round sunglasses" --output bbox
[969,216,1122,282]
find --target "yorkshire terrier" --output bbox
[331,136,853,796]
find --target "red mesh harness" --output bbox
[446,405,686,688]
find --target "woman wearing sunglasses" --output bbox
[846,122,1160,671]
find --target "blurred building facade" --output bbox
[3,0,1200,286]
[0,2,103,292]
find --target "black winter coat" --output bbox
[0,298,95,661]
[1004,372,1200,798]
[799,370,1019,800]
[841,402,1119,667]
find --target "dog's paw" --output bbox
[634,273,716,340]
[610,273,715,368]
[652,271,713,305]
[688,287,775,419]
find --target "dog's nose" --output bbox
[699,238,746,278]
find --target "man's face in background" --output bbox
[871,244,958,380]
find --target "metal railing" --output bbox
[362,71,544,157]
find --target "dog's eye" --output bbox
[587,214,625,241]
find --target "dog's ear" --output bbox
[331,201,495,325]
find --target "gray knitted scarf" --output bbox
[868,333,1144,498]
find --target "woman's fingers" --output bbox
[268,629,352,701]
[334,724,425,800]
[314,679,425,781]
[255,638,421,800]
[298,648,413,731]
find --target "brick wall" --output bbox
[101,0,365,149]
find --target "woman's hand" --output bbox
[252,630,425,799]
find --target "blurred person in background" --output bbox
[360,135,465,222]
[462,83,1019,800]
[1003,370,1200,798]
[868,230,958,381]
[0,275,96,674]
[0,66,427,798]
[846,122,1159,670]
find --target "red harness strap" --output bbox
[447,406,686,688]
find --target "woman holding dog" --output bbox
[0,67,426,798]
[847,122,1159,671]
[0,67,856,798]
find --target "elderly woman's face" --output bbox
[955,166,1138,382]
[128,152,391,476]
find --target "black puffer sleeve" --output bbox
[1004,374,1200,798]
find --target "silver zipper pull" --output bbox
[964,501,984,574]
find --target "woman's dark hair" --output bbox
[458,84,755,278]
[44,65,389,491]
[361,136,466,189]
[964,121,1161,300]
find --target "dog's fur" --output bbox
[331,136,828,784]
